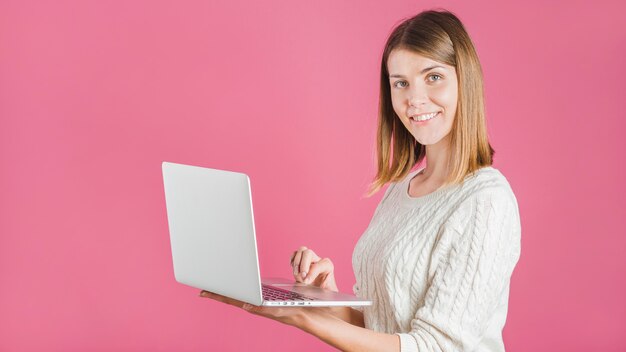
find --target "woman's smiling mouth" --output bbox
[410,111,440,123]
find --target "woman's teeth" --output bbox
[411,112,439,122]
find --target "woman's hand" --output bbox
[198,247,350,331]
[199,291,393,351]
[198,290,333,329]
[290,246,338,292]
[198,291,305,326]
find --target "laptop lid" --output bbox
[162,161,264,306]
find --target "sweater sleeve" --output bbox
[396,187,522,352]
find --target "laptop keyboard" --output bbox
[262,285,315,301]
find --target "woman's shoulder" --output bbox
[444,166,521,232]
[458,166,518,206]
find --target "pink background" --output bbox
[1,0,625,351]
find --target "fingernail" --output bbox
[301,271,307,279]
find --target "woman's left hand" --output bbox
[198,290,313,328]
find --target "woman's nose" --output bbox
[409,93,428,107]
[408,85,428,107]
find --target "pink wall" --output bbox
[1,0,625,351]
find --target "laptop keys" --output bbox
[262,285,314,301]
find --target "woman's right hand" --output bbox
[289,246,338,292]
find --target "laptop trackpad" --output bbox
[262,277,357,300]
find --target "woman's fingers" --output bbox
[292,246,306,276]
[298,249,320,280]
[199,290,245,308]
[290,247,334,286]
[304,258,334,285]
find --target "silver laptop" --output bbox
[162,161,372,307]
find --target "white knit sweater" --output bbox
[352,166,521,352]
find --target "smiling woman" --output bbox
[201,9,521,352]
[387,49,458,148]
[369,10,494,194]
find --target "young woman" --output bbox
[201,9,521,352]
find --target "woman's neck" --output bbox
[421,136,451,182]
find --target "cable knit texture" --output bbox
[352,166,521,352]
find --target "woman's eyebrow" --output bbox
[389,65,445,78]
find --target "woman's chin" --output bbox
[412,133,450,147]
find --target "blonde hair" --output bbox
[366,9,494,197]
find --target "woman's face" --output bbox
[387,49,458,147]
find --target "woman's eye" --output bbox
[428,74,442,82]
[393,81,407,88]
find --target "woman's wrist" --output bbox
[322,306,365,327]
[291,307,335,332]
